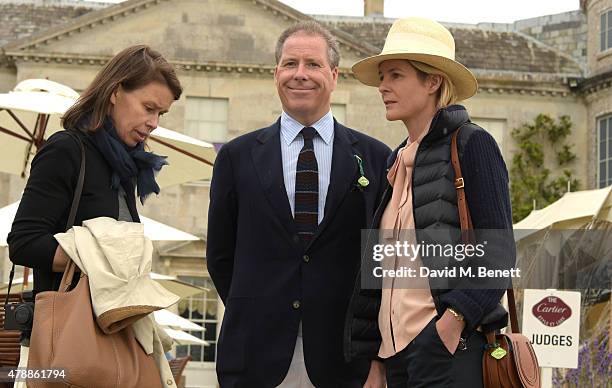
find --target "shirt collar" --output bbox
[280,110,334,146]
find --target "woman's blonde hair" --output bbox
[409,60,457,109]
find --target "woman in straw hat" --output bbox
[344,17,514,387]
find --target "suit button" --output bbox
[293,235,300,244]
[292,300,301,309]
[303,255,310,263]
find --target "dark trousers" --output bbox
[384,318,486,388]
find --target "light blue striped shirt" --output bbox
[280,110,334,225]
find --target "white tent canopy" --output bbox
[513,186,612,240]
[149,273,208,299]
[163,328,208,346]
[154,309,204,332]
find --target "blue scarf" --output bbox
[91,117,168,204]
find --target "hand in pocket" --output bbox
[434,312,464,355]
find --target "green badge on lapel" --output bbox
[358,176,369,187]
[490,347,507,360]
[354,155,369,188]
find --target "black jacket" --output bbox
[344,105,514,361]
[8,130,139,294]
[206,119,390,388]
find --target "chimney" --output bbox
[364,0,384,17]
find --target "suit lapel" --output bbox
[311,121,359,244]
[251,119,296,237]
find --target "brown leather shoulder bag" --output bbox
[451,126,541,388]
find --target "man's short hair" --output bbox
[275,21,340,68]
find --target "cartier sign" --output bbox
[532,296,572,327]
[523,289,580,368]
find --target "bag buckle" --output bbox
[454,178,465,189]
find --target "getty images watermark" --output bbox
[360,229,519,290]
[359,228,611,292]
[371,239,521,280]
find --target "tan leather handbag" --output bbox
[451,126,541,388]
[27,262,162,388]
[25,132,162,388]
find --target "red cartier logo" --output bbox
[532,296,572,327]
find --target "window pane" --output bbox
[600,141,606,161]
[190,345,202,362]
[603,12,608,51]
[608,160,612,179]
[204,322,217,341]
[176,275,219,363]
[608,29,612,50]
[600,161,607,183]
[185,97,228,142]
[203,343,216,362]
[176,345,188,357]
[608,138,612,159]
[600,117,608,140]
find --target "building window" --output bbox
[185,97,228,143]
[598,115,612,188]
[601,9,612,52]
[175,276,219,363]
[331,103,347,124]
[471,118,506,157]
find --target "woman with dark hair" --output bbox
[345,18,514,388]
[8,44,182,311]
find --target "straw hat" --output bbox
[352,17,478,101]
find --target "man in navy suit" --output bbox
[207,21,390,388]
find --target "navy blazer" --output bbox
[206,119,390,388]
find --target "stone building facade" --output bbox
[0,0,608,386]
[581,0,612,189]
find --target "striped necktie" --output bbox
[294,127,318,244]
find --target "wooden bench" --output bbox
[0,293,23,368]
[169,355,191,388]
[0,294,23,388]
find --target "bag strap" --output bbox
[450,126,519,334]
[3,131,86,302]
[58,131,87,292]
[64,131,87,231]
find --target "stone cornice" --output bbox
[579,69,612,95]
[3,51,354,78]
[3,0,165,51]
[4,51,581,97]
